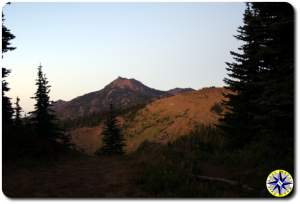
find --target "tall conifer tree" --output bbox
[2,13,15,128]
[98,103,125,155]
[2,11,16,160]
[30,64,61,143]
[251,3,294,157]
[220,4,263,148]
[220,2,294,160]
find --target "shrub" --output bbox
[210,102,223,115]
[134,124,228,197]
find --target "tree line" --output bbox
[2,13,72,161]
[3,24,126,162]
[2,10,125,159]
[220,2,294,166]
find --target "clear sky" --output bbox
[2,2,245,113]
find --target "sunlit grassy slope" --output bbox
[69,87,228,154]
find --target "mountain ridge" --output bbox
[52,77,196,120]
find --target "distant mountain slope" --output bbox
[167,87,195,95]
[69,87,228,154]
[52,77,170,120]
[124,87,227,151]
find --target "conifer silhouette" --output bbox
[97,103,125,155]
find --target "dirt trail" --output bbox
[3,156,146,198]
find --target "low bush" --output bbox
[210,102,223,115]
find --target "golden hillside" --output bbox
[69,87,228,154]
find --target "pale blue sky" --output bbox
[2,2,245,112]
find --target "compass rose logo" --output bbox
[266,169,293,197]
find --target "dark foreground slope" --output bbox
[3,125,286,198]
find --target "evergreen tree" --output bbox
[30,64,61,144]
[251,3,294,157]
[219,3,264,148]
[97,103,125,155]
[2,11,16,160]
[2,69,14,125]
[2,12,15,128]
[220,2,294,162]
[2,11,16,53]
[14,97,22,127]
[11,96,27,157]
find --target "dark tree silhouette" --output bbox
[220,2,294,160]
[2,13,15,128]
[97,103,125,155]
[2,12,16,160]
[11,96,27,157]
[2,69,14,126]
[30,64,62,147]
[251,3,294,158]
[2,13,15,54]
[219,3,263,148]
[14,97,22,127]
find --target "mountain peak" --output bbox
[53,77,198,120]
[53,76,168,120]
[108,76,140,91]
[116,76,127,80]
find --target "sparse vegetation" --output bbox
[210,102,223,115]
[62,103,147,129]
[133,124,262,197]
[133,122,290,197]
